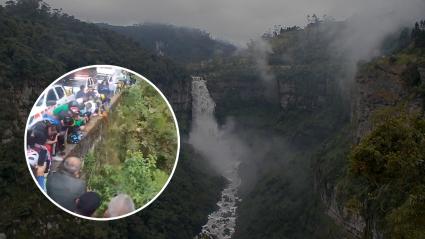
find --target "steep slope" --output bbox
[193,20,425,239]
[324,30,425,238]
[98,23,237,65]
[0,1,223,238]
[190,21,352,239]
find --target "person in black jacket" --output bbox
[75,191,102,217]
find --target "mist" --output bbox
[42,0,425,45]
[248,39,280,102]
[189,79,248,176]
[188,78,293,191]
[331,0,425,74]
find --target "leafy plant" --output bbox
[348,107,425,237]
[84,80,177,215]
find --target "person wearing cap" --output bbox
[75,191,102,217]
[52,101,81,122]
[46,156,86,211]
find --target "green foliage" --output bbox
[84,81,177,215]
[99,23,236,65]
[197,21,351,239]
[119,81,178,172]
[0,1,215,238]
[348,107,425,238]
[386,185,425,239]
[236,129,351,239]
[350,108,425,185]
[87,151,168,214]
[125,150,226,239]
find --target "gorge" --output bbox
[1,1,425,239]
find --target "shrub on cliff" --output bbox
[349,107,425,238]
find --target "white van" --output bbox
[28,85,74,127]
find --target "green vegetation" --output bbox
[325,21,425,238]
[99,23,236,65]
[346,107,425,238]
[234,110,349,239]
[0,1,223,238]
[126,150,225,238]
[191,20,352,239]
[2,0,424,238]
[83,81,177,214]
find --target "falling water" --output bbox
[190,77,242,239]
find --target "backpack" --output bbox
[68,131,83,144]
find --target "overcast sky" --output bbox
[43,0,425,45]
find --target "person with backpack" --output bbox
[33,117,59,156]
[52,101,87,150]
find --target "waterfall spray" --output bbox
[189,77,243,239]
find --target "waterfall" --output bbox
[189,77,242,239]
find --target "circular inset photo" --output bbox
[25,65,180,220]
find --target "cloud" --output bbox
[43,0,425,45]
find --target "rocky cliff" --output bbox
[274,64,338,111]
[153,75,192,132]
[351,58,424,142]
[320,46,425,238]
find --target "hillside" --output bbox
[189,21,351,239]
[190,19,425,239]
[1,1,425,238]
[0,1,224,238]
[329,31,425,238]
[98,23,237,65]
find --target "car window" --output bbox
[55,87,65,99]
[46,89,58,101]
[28,116,34,126]
[36,94,44,106]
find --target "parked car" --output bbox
[28,85,74,127]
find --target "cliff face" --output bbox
[154,76,192,132]
[321,188,366,239]
[195,60,278,122]
[320,50,425,239]
[351,59,424,141]
[274,65,336,111]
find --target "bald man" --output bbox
[46,156,86,211]
[104,194,135,218]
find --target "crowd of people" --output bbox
[26,75,137,217]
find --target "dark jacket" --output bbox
[75,90,86,99]
[46,171,86,211]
